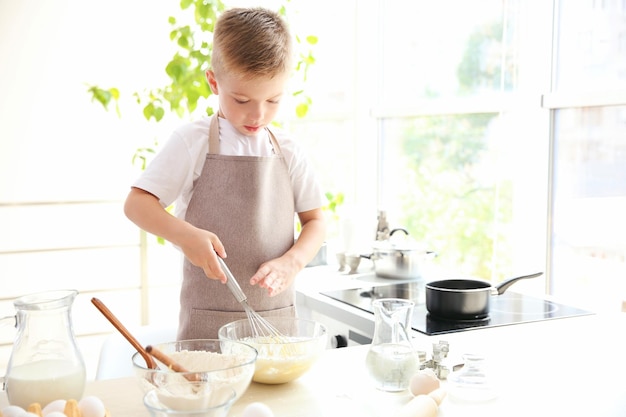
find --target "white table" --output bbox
[3,314,626,416]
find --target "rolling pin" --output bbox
[393,388,446,417]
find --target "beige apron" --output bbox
[178,115,296,340]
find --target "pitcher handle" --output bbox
[0,315,15,393]
[0,314,17,328]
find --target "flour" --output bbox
[155,381,235,411]
[169,350,243,371]
[138,349,255,409]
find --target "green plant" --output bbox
[323,191,344,221]
[294,192,343,235]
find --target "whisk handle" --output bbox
[217,256,247,304]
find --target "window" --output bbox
[544,0,626,312]
[370,0,551,285]
[549,106,626,311]
[299,0,626,312]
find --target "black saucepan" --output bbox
[425,272,543,320]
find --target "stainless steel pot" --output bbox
[425,272,543,320]
[362,228,435,280]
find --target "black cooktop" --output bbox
[321,281,594,335]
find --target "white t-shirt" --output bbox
[132,116,324,220]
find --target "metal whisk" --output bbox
[217,256,289,342]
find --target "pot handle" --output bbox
[360,253,381,261]
[493,272,543,295]
[389,228,409,237]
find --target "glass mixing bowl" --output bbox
[132,339,257,403]
[218,317,327,384]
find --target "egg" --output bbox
[78,396,106,417]
[409,369,440,396]
[44,413,68,417]
[2,406,26,417]
[241,402,275,417]
[42,399,66,415]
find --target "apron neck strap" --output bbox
[208,115,283,155]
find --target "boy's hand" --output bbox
[250,256,299,297]
[180,228,228,283]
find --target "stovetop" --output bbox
[321,281,594,335]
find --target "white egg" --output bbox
[409,369,440,396]
[21,413,41,417]
[241,402,275,417]
[43,413,68,417]
[78,396,106,417]
[1,405,26,417]
[42,399,66,415]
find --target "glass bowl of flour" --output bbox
[143,382,236,417]
[132,339,257,403]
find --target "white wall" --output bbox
[0,0,182,202]
[0,0,185,380]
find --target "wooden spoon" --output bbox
[91,297,158,369]
[145,345,199,382]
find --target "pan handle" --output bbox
[493,272,543,295]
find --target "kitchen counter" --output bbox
[2,315,624,417]
[294,265,626,416]
[0,345,413,417]
[2,266,625,416]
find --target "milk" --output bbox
[365,343,421,392]
[6,359,86,409]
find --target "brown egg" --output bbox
[409,369,440,396]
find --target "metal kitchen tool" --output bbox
[422,340,451,379]
[217,256,289,342]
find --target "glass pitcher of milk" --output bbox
[1,289,86,408]
[365,298,421,392]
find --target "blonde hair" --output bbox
[211,7,293,78]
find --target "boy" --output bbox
[124,7,326,339]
